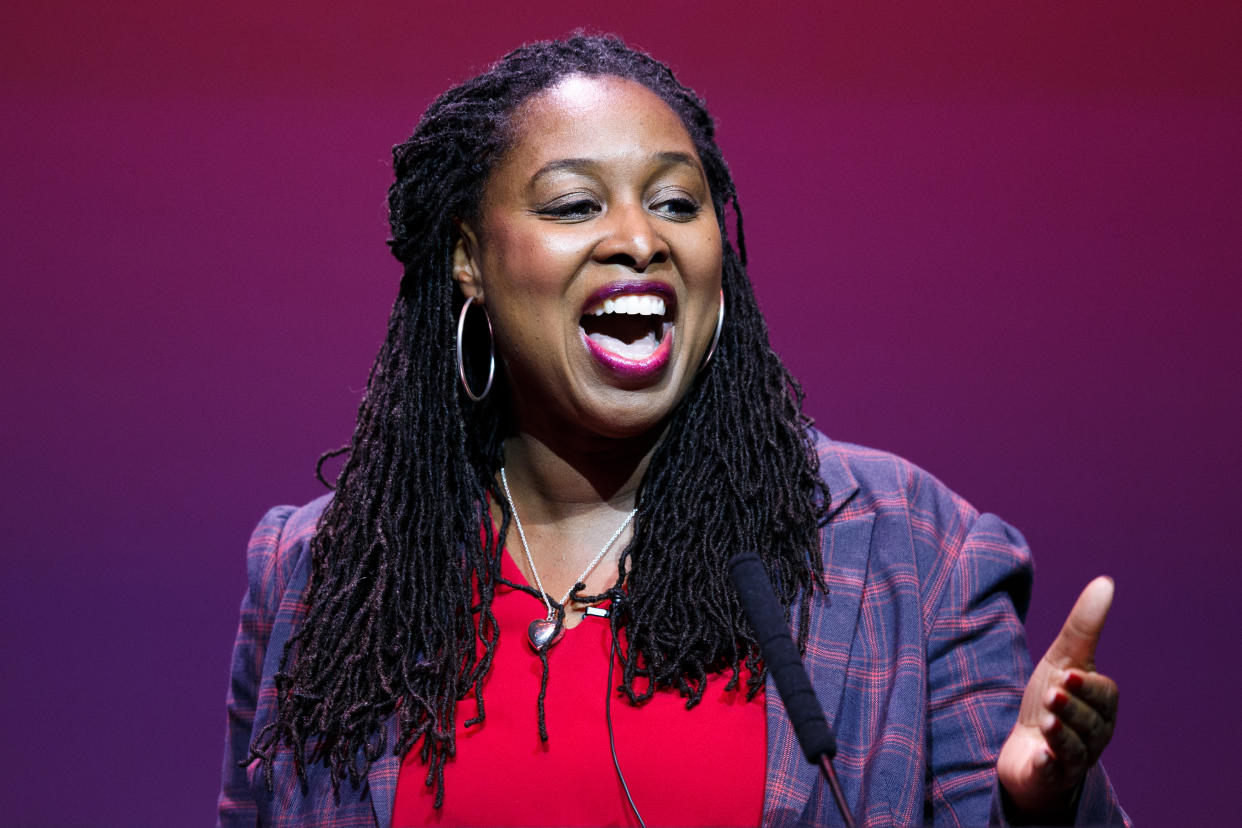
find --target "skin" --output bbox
[453,75,723,625]
[998,576,1120,819]
[454,72,1119,819]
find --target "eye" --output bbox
[537,196,601,220]
[650,193,701,221]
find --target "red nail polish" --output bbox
[1065,671,1084,692]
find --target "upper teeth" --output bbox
[589,294,667,316]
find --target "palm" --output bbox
[998,576,1119,819]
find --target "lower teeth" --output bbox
[586,329,660,360]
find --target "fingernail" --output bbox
[1045,687,1066,710]
[1064,671,1084,692]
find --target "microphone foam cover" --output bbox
[729,552,837,762]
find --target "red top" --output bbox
[392,545,766,826]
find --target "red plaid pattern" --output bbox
[218,433,1128,826]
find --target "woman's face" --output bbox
[456,74,724,441]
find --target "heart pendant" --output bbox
[527,618,564,651]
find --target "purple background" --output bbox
[3,2,1239,824]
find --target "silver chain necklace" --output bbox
[500,466,637,651]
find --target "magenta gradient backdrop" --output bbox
[3,2,1239,824]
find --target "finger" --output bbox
[1032,747,1076,791]
[1045,576,1114,669]
[1041,710,1089,770]
[1064,669,1119,720]
[1047,685,1114,758]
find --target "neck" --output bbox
[495,426,659,624]
[500,425,662,520]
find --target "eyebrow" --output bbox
[530,151,704,183]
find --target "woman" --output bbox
[219,35,1127,826]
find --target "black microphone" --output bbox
[729,552,856,828]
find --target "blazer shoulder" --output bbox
[245,493,332,613]
[809,428,977,526]
[810,428,1032,621]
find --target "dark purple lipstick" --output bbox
[582,327,674,379]
[579,280,676,381]
[579,280,676,317]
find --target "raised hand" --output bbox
[997,576,1119,820]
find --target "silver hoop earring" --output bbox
[699,290,725,370]
[456,295,495,402]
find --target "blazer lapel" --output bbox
[763,446,873,827]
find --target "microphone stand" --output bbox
[819,755,857,828]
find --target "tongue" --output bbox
[587,329,660,359]
[580,314,663,360]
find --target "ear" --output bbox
[453,221,485,304]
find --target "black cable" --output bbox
[607,633,646,827]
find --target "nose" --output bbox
[594,201,670,272]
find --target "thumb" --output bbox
[1045,575,1115,670]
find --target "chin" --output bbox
[573,382,689,441]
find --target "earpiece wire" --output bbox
[607,633,646,827]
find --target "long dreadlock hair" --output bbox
[248,33,831,807]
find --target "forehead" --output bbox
[497,75,698,178]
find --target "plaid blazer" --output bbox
[218,433,1128,827]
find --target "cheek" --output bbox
[538,231,592,262]
[483,227,583,298]
[477,234,573,361]
[687,227,724,284]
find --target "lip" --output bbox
[580,280,677,317]
[579,280,676,382]
[581,326,673,380]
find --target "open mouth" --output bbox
[578,284,675,378]
[581,294,669,358]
